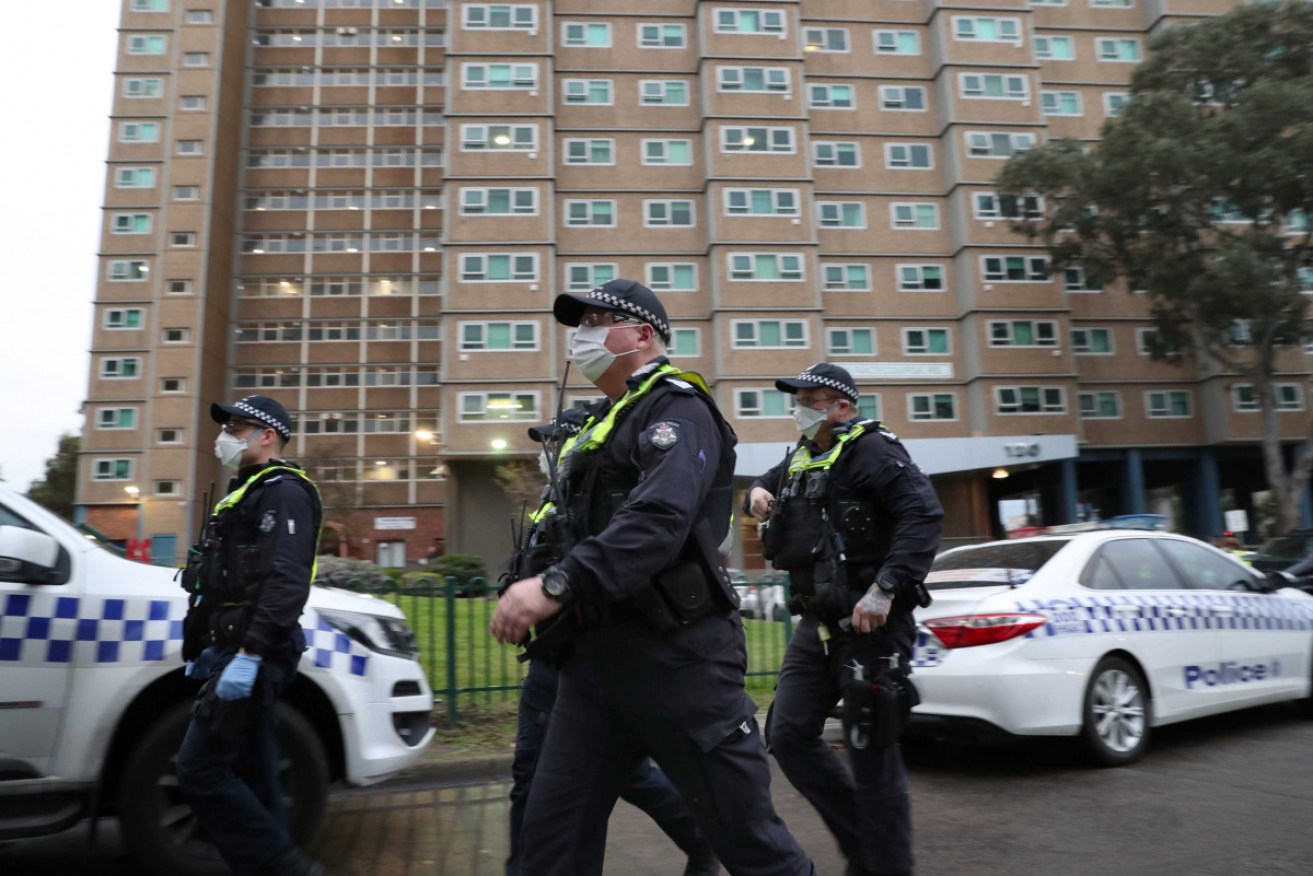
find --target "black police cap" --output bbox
[774,363,860,403]
[210,395,294,440]
[552,278,672,343]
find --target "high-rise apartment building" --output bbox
[78,0,1311,569]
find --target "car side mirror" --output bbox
[1264,569,1296,592]
[0,525,61,584]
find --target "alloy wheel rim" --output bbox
[1091,668,1145,753]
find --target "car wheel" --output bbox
[118,701,329,876]
[1080,656,1151,767]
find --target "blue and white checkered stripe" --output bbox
[302,612,370,678]
[0,593,182,665]
[910,629,946,668]
[1013,593,1313,638]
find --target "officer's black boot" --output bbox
[255,845,327,876]
[682,846,721,876]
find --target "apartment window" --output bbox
[736,389,795,418]
[562,78,613,104]
[733,320,807,349]
[996,386,1066,414]
[639,23,686,47]
[124,78,163,98]
[101,358,141,379]
[564,138,615,165]
[168,279,193,295]
[725,188,798,216]
[462,63,537,90]
[1234,384,1304,412]
[982,256,1049,282]
[157,428,182,444]
[112,213,152,234]
[880,86,925,110]
[562,22,611,47]
[565,200,616,226]
[184,52,210,67]
[891,203,940,230]
[161,378,186,393]
[565,263,617,291]
[716,9,786,34]
[810,84,854,110]
[909,393,957,421]
[874,30,920,55]
[671,328,700,356]
[153,480,181,497]
[1042,91,1082,116]
[180,95,207,111]
[966,131,1036,158]
[1063,267,1102,292]
[459,392,539,422]
[461,124,537,151]
[828,327,876,355]
[185,9,214,23]
[647,263,698,291]
[173,185,200,200]
[1092,0,1135,6]
[460,321,538,351]
[127,35,166,55]
[723,126,794,153]
[1146,391,1191,418]
[729,253,804,281]
[642,139,692,165]
[973,193,1043,220]
[120,122,159,143]
[640,80,689,105]
[1079,391,1121,419]
[115,167,156,188]
[885,143,932,169]
[953,17,1021,43]
[960,73,1028,100]
[803,27,848,52]
[1097,38,1142,62]
[463,5,537,30]
[177,140,203,155]
[718,66,790,93]
[163,327,190,344]
[460,187,538,215]
[1104,92,1128,117]
[105,308,144,329]
[132,0,168,11]
[1071,328,1113,354]
[989,320,1057,347]
[93,459,134,481]
[899,264,945,291]
[1135,328,1181,357]
[460,253,538,282]
[904,328,950,355]
[108,260,149,281]
[824,264,871,291]
[645,200,695,227]
[817,201,865,228]
[813,141,858,166]
[1300,267,1313,293]
[170,232,197,247]
[1034,36,1075,60]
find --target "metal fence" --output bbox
[349,574,797,727]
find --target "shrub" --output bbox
[314,556,396,593]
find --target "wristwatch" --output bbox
[541,567,572,602]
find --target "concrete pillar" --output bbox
[1123,448,1146,515]
[1058,458,1079,525]
[1195,448,1224,537]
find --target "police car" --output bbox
[908,530,1313,765]
[0,483,434,874]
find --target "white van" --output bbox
[0,483,434,874]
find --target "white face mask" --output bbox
[214,430,259,468]
[792,403,836,439]
[570,324,640,383]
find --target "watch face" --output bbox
[544,574,567,597]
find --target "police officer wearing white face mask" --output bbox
[176,395,327,876]
[492,279,816,876]
[747,364,942,876]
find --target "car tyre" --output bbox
[1080,656,1151,767]
[119,700,329,876]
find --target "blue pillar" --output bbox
[1059,458,1079,524]
[1123,448,1147,515]
[1298,446,1313,529]
[1195,448,1224,538]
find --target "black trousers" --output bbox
[519,614,814,876]
[768,613,915,876]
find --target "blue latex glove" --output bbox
[185,646,219,680]
[215,652,262,701]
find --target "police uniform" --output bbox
[175,395,324,876]
[517,281,815,876]
[750,364,942,876]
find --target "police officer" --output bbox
[176,395,325,876]
[747,364,942,876]
[505,412,719,876]
[491,279,815,876]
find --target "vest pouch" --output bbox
[836,500,880,558]
[633,559,714,636]
[770,497,827,570]
[210,604,251,648]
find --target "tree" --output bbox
[997,1,1313,533]
[27,433,79,520]
[493,458,547,520]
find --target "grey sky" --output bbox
[0,2,119,491]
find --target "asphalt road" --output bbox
[4,702,1311,875]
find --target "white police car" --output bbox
[908,530,1313,765]
[0,483,434,874]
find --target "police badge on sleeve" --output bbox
[648,421,679,450]
[260,510,278,533]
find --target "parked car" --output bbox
[0,483,435,875]
[731,570,789,621]
[907,531,1313,766]
[1248,529,1313,573]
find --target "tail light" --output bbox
[923,613,1047,649]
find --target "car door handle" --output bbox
[1113,605,1141,616]
[1165,607,1191,617]
[1211,606,1235,617]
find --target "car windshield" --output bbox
[927,540,1070,590]
[1253,534,1313,562]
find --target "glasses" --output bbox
[580,311,643,329]
[795,395,840,410]
[222,420,266,435]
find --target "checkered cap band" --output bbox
[794,370,859,402]
[588,289,670,341]
[234,399,291,439]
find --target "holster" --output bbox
[632,516,740,636]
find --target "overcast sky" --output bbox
[0,2,120,492]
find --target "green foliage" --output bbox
[26,433,79,520]
[313,555,396,592]
[429,552,487,583]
